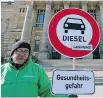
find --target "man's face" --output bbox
[11,48,29,65]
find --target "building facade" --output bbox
[1,1,103,60]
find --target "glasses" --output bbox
[16,49,29,55]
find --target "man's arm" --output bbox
[38,66,54,97]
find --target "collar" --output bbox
[8,57,30,70]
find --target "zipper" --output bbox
[16,70,19,78]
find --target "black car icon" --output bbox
[63,18,85,34]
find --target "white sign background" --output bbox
[52,70,95,95]
[56,15,92,49]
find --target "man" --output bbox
[1,40,78,97]
[1,40,54,97]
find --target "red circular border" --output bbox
[48,8,100,58]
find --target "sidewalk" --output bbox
[78,86,103,97]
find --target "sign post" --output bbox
[73,58,75,70]
[48,8,100,96]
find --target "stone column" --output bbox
[81,1,93,59]
[31,6,37,53]
[61,1,70,59]
[63,1,70,8]
[81,1,88,11]
[37,1,52,59]
[21,5,34,43]
[99,1,103,59]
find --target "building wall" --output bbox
[1,1,26,57]
[1,1,103,59]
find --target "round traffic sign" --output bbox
[48,8,100,58]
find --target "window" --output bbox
[34,40,40,51]
[19,8,25,13]
[23,8,25,12]
[36,10,45,27]
[54,9,60,13]
[88,9,96,19]
[19,8,22,12]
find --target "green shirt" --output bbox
[1,57,53,97]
